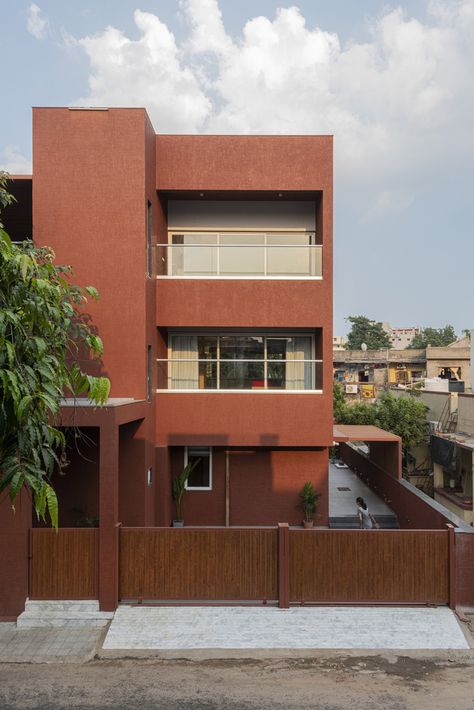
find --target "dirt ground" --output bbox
[1,653,474,710]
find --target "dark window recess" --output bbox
[147,201,153,276]
[186,447,211,489]
[147,345,153,401]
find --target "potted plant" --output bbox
[171,459,200,527]
[299,481,321,529]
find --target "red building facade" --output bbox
[1,107,333,614]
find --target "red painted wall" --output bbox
[156,135,333,192]
[33,108,151,401]
[456,533,474,608]
[0,490,30,619]
[156,392,333,447]
[169,447,328,527]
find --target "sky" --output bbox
[1,0,473,337]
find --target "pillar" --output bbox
[99,420,119,611]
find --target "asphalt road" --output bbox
[1,654,474,710]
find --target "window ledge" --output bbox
[156,389,323,394]
[156,276,323,281]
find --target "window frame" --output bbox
[167,333,317,392]
[184,446,213,491]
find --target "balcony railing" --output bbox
[156,232,322,277]
[156,358,323,391]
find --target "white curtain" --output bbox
[170,336,199,389]
[285,337,312,390]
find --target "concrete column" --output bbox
[433,462,444,489]
[99,420,119,611]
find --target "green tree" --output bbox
[345,316,392,350]
[409,325,457,349]
[0,172,110,526]
[374,392,428,468]
[333,385,428,468]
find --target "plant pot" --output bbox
[303,520,314,529]
[172,520,184,527]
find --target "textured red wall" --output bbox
[33,108,150,400]
[369,441,402,479]
[456,533,474,608]
[168,447,328,527]
[156,393,333,447]
[0,490,30,618]
[156,135,333,192]
[340,444,454,529]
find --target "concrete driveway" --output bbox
[102,605,470,652]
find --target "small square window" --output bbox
[184,447,212,490]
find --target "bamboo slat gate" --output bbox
[29,526,452,606]
[119,528,278,601]
[29,528,98,599]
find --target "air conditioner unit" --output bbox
[345,384,358,394]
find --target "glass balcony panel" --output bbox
[219,247,265,275]
[220,361,265,389]
[169,245,217,275]
[220,336,264,360]
[266,245,313,276]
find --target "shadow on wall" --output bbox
[168,444,329,527]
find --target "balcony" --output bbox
[156,232,322,279]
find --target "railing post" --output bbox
[446,523,456,610]
[278,523,290,609]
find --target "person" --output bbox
[356,497,380,529]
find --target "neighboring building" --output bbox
[426,337,471,390]
[333,348,426,395]
[431,394,474,525]
[382,323,421,350]
[2,107,333,530]
[333,335,347,351]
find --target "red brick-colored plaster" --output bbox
[33,108,151,401]
[455,533,474,608]
[155,135,333,193]
[169,447,328,527]
[156,393,333,448]
[0,490,30,618]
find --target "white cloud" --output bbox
[73,10,211,133]
[0,146,32,174]
[66,0,474,214]
[27,3,49,40]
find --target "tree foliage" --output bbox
[333,384,428,454]
[409,325,457,349]
[345,316,392,350]
[0,172,110,526]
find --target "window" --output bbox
[168,334,319,390]
[184,447,212,490]
[147,201,153,277]
[147,345,153,401]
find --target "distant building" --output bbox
[382,323,421,350]
[333,335,347,351]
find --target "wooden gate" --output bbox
[119,527,450,605]
[289,529,449,604]
[119,527,278,601]
[29,528,98,599]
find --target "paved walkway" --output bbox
[0,623,102,663]
[102,606,469,651]
[329,463,395,519]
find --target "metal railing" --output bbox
[156,358,323,391]
[156,234,322,277]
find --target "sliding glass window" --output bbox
[167,335,319,390]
